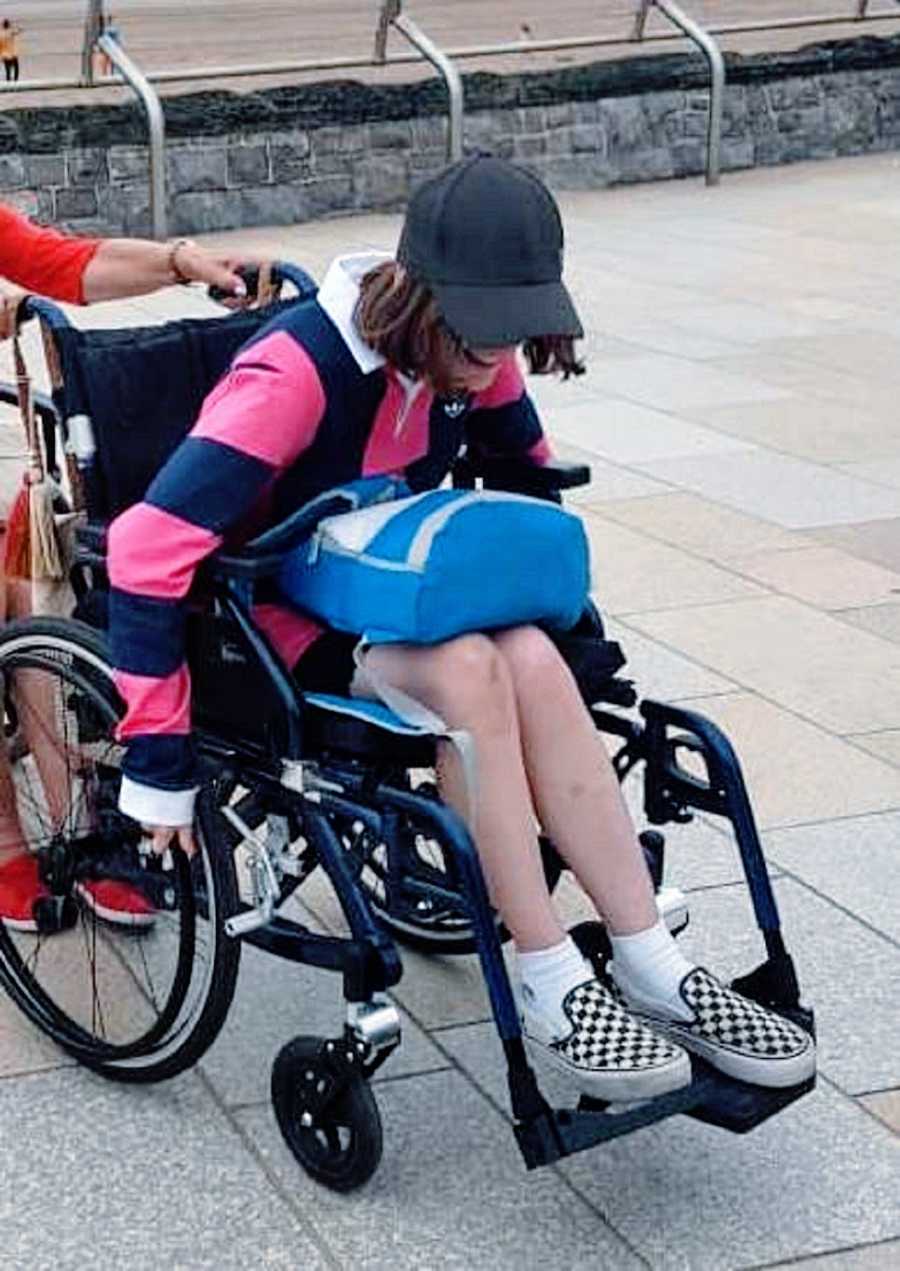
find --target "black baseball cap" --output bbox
[397,154,583,348]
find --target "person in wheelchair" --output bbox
[105,155,814,1103]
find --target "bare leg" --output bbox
[359,636,566,951]
[0,579,73,865]
[491,626,657,937]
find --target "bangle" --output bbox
[167,238,195,285]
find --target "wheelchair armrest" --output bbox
[211,491,355,582]
[75,493,355,585]
[452,454,591,498]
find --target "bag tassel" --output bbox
[4,331,66,584]
[28,475,65,580]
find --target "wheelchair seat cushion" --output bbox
[302,693,436,766]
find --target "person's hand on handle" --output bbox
[168,239,252,306]
[0,284,26,341]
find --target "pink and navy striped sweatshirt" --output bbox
[109,253,552,827]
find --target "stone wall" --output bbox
[2,33,900,237]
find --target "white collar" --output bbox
[317,252,391,375]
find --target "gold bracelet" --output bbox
[167,238,195,285]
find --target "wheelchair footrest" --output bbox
[514,1058,815,1169]
[684,1062,816,1134]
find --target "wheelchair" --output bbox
[0,264,816,1193]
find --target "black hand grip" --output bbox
[207,264,261,305]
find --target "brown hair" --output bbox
[354,261,584,396]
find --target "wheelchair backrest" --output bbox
[38,267,316,523]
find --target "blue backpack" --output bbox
[278,482,590,645]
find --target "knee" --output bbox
[494,625,564,688]
[428,634,514,727]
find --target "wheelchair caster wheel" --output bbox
[271,1035,383,1192]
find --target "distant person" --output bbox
[0,19,22,83]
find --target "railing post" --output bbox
[631,0,653,42]
[652,1,724,186]
[96,33,168,238]
[857,1,870,16]
[81,0,103,86]
[375,1,464,162]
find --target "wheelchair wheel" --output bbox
[271,1035,382,1193]
[340,808,563,956]
[0,617,241,1082]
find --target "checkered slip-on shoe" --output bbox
[522,977,692,1102]
[621,966,815,1090]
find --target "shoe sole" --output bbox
[0,914,40,933]
[639,1016,816,1089]
[524,1032,693,1102]
[74,884,155,929]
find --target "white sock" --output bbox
[609,919,696,1022]
[517,936,592,1035]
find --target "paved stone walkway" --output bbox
[0,152,898,1269]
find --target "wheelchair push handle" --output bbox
[207,264,262,305]
[207,261,317,306]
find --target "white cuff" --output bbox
[119,775,199,828]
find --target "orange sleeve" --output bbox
[0,203,101,304]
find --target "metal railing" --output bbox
[2,1,899,225]
[635,2,726,184]
[375,2,464,162]
[96,32,167,239]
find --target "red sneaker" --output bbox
[75,878,155,928]
[0,854,48,932]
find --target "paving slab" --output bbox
[680,396,900,466]
[635,449,900,529]
[236,1070,643,1271]
[594,492,812,561]
[762,1242,900,1271]
[577,352,792,414]
[841,456,900,492]
[548,395,756,465]
[861,1091,900,1135]
[764,809,900,944]
[813,519,900,574]
[724,546,900,612]
[439,1023,900,1271]
[0,1068,333,1271]
[627,596,900,737]
[581,513,766,616]
[849,731,900,768]
[706,351,900,422]
[0,993,68,1079]
[604,614,735,701]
